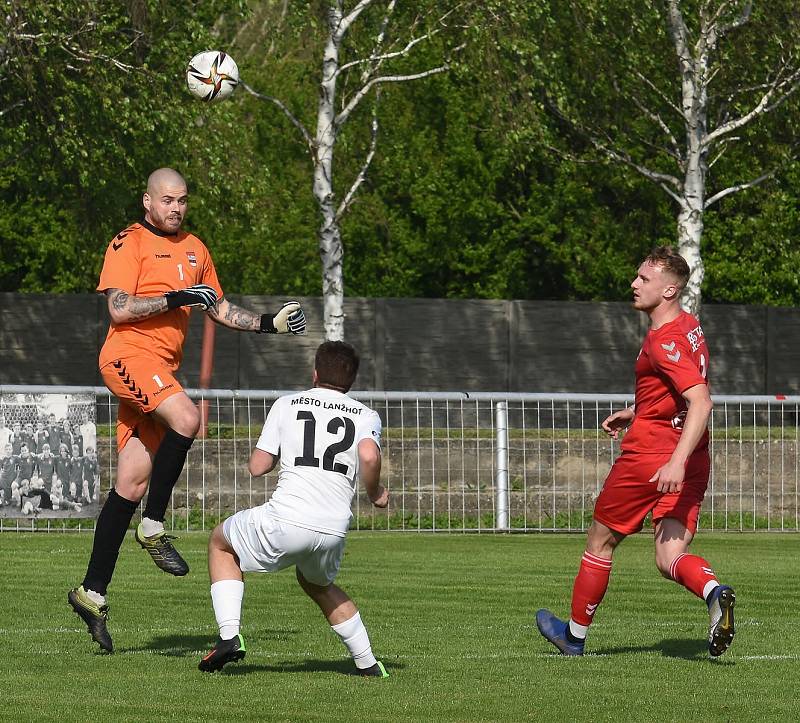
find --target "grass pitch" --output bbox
[3,531,798,721]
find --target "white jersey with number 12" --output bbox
[257,387,382,536]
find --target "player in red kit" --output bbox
[536,247,735,657]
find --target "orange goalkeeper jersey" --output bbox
[97,220,223,370]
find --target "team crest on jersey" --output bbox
[186,251,197,267]
[671,410,687,429]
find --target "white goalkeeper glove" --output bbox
[259,301,306,334]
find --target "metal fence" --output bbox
[1,386,798,532]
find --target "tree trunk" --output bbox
[314,5,345,341]
[676,200,704,316]
[677,134,707,316]
[676,18,709,318]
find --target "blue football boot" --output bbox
[535,609,585,656]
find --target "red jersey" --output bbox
[97,221,223,370]
[621,311,709,454]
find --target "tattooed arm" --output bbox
[106,288,167,324]
[207,298,260,332]
[208,298,306,334]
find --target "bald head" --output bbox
[143,168,188,234]
[146,168,186,195]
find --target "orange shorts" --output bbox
[101,356,184,453]
[592,449,710,535]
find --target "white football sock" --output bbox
[210,579,244,640]
[331,611,377,669]
[140,517,165,537]
[84,587,106,606]
[569,619,588,639]
[703,580,720,602]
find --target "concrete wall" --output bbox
[1,293,798,394]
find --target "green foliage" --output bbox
[703,167,800,304]
[495,0,800,304]
[2,1,799,305]
[0,0,246,291]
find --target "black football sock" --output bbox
[82,488,140,596]
[566,626,585,644]
[142,427,195,522]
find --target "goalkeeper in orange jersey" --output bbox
[69,167,307,653]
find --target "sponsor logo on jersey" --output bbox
[661,341,681,362]
[323,401,362,415]
[686,325,705,352]
[187,251,197,267]
[155,253,172,259]
[292,396,323,407]
[290,396,362,415]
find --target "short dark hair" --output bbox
[645,246,690,290]
[315,341,360,392]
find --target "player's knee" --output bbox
[114,476,148,502]
[185,405,201,437]
[154,393,201,438]
[209,524,227,552]
[296,567,312,592]
[654,553,673,578]
[585,521,621,558]
[296,568,327,599]
[174,393,201,436]
[173,405,201,438]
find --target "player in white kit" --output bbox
[199,341,390,676]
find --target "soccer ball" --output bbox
[186,50,239,103]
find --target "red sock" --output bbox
[570,552,613,627]
[670,553,718,600]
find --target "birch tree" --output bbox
[539,0,800,314]
[241,1,468,340]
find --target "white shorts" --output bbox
[222,507,345,586]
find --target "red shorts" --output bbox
[593,449,710,535]
[101,356,184,454]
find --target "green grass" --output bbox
[8,505,791,534]
[4,532,798,721]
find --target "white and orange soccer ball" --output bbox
[186,50,239,103]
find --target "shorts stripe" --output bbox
[111,360,149,406]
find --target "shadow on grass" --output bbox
[124,633,405,676]
[224,659,405,676]
[123,629,300,657]
[595,637,735,663]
